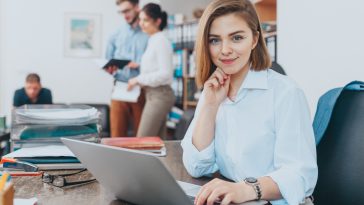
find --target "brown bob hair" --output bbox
[195,0,271,88]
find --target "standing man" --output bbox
[106,0,148,137]
[13,73,53,107]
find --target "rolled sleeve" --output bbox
[268,168,306,205]
[267,87,318,205]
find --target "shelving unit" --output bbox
[168,20,199,110]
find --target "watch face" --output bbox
[245,177,258,183]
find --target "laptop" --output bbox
[61,138,266,205]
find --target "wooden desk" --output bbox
[12,141,211,205]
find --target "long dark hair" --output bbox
[142,3,168,30]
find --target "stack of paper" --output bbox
[14,106,99,125]
[11,104,101,150]
[3,145,83,170]
[111,81,141,103]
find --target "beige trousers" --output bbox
[136,85,176,139]
[110,91,145,137]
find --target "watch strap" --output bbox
[244,177,262,200]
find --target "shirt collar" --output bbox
[240,69,268,90]
[125,23,142,32]
[224,69,268,104]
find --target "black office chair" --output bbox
[313,90,364,205]
[270,62,286,75]
[173,109,195,140]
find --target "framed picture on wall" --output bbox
[64,13,102,58]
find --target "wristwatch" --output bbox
[244,177,262,200]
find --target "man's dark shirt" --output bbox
[13,88,53,107]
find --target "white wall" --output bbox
[161,0,210,20]
[278,0,364,116]
[0,0,120,120]
[5,0,363,120]
[0,0,211,121]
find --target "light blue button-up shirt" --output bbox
[181,69,318,205]
[105,23,149,82]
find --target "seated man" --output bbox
[13,73,52,107]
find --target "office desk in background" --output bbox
[12,141,212,205]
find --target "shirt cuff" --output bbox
[267,168,306,205]
[182,137,215,162]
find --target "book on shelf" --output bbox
[100,137,166,157]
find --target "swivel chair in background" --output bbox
[313,89,364,205]
[270,61,286,75]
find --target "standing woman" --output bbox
[128,3,175,138]
[181,0,317,205]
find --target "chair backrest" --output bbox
[174,109,195,140]
[313,90,364,205]
[270,62,286,75]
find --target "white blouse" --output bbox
[181,69,318,205]
[136,31,173,87]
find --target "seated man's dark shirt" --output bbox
[13,88,53,107]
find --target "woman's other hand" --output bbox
[194,178,255,205]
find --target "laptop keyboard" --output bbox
[188,195,222,205]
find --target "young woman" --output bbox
[181,0,318,205]
[127,3,175,138]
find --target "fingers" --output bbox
[195,187,212,205]
[195,179,223,205]
[127,81,134,91]
[106,66,117,74]
[213,68,227,85]
[206,189,225,205]
[206,78,220,89]
[206,68,229,87]
[222,75,231,90]
[220,194,233,205]
[195,180,215,205]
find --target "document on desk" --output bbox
[3,145,83,170]
[14,197,38,205]
[111,81,141,103]
[4,145,75,158]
